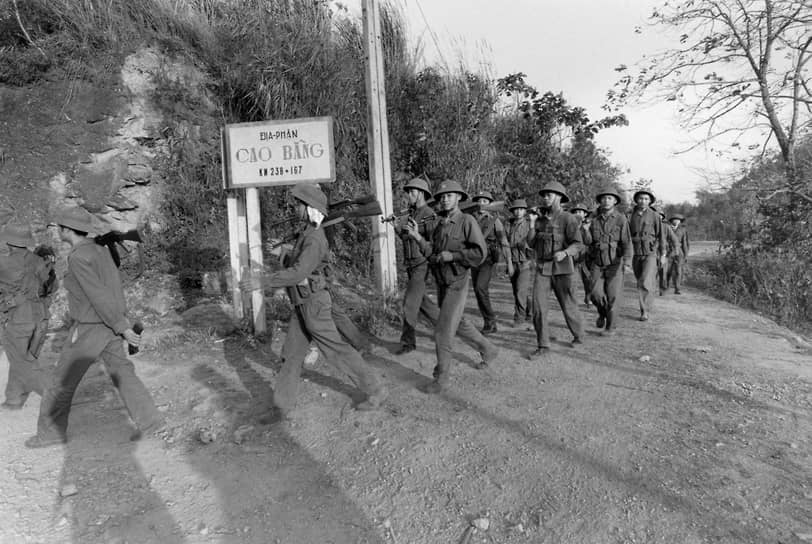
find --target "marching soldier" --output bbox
[569,203,593,308]
[628,189,666,320]
[588,187,632,336]
[505,199,533,327]
[26,207,164,448]
[667,213,690,294]
[0,223,56,410]
[654,207,676,296]
[470,190,510,334]
[391,177,438,354]
[408,180,500,394]
[242,183,387,418]
[526,182,585,356]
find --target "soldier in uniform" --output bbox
[569,203,593,308]
[667,213,690,294]
[526,181,585,356]
[407,180,499,394]
[469,190,510,334]
[242,183,387,418]
[628,189,666,321]
[392,177,438,354]
[653,207,676,296]
[505,199,533,327]
[0,224,56,410]
[26,207,164,448]
[588,187,632,336]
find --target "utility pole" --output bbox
[362,0,397,294]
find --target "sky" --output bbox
[342,0,748,204]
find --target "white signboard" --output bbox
[222,116,335,188]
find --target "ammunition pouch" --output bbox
[631,234,656,256]
[488,243,501,264]
[538,232,556,261]
[593,241,618,267]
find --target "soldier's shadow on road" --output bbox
[185,361,384,543]
[57,366,184,543]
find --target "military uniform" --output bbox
[589,189,632,333]
[33,209,163,446]
[628,190,666,319]
[395,186,438,351]
[505,200,533,325]
[418,181,498,391]
[527,184,584,349]
[570,203,593,307]
[262,184,385,414]
[667,214,690,294]
[0,225,54,409]
[470,191,508,333]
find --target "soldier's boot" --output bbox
[356,386,388,411]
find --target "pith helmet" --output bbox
[669,213,685,221]
[403,177,432,197]
[633,189,656,204]
[1,223,35,248]
[509,198,528,210]
[538,181,570,203]
[290,183,328,215]
[595,186,622,203]
[473,190,494,202]
[52,206,97,234]
[569,202,589,214]
[433,180,468,202]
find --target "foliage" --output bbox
[610,0,812,197]
[693,242,812,330]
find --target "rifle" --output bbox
[266,198,383,253]
[95,228,144,274]
[459,200,506,215]
[266,194,378,230]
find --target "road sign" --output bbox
[222,116,335,188]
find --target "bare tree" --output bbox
[608,0,812,199]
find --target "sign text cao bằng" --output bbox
[222,116,335,188]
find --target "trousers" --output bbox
[590,264,624,329]
[274,289,382,413]
[434,276,493,383]
[668,256,685,291]
[633,254,658,313]
[509,262,532,321]
[471,259,496,327]
[532,270,584,347]
[2,301,49,405]
[36,322,162,440]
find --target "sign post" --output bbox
[222,116,335,333]
[363,0,398,295]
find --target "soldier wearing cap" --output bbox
[243,183,387,418]
[666,213,690,294]
[408,180,500,394]
[569,202,593,308]
[505,198,533,326]
[588,186,632,335]
[628,189,666,320]
[470,190,510,334]
[0,223,56,410]
[526,181,585,356]
[392,177,438,354]
[26,207,164,448]
[652,206,676,295]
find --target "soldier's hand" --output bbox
[404,218,421,240]
[439,250,454,263]
[527,208,539,220]
[553,250,567,262]
[506,264,515,277]
[240,276,262,292]
[123,328,141,347]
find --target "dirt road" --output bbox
[1,248,810,544]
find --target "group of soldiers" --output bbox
[0,179,690,447]
[0,207,165,448]
[388,178,690,363]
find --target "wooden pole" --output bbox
[245,187,267,335]
[363,0,397,294]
